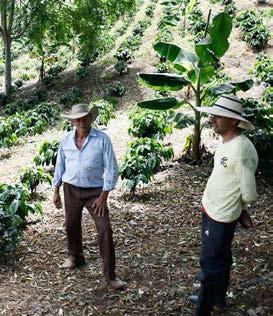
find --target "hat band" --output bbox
[214,104,242,116]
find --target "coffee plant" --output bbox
[120,137,174,192]
[251,53,273,86]
[242,98,273,170]
[108,82,126,97]
[34,140,60,168]
[60,87,83,106]
[235,9,270,50]
[262,87,273,106]
[0,183,42,253]
[92,99,116,126]
[128,109,173,139]
[19,166,52,193]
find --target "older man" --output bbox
[190,94,258,315]
[53,103,123,289]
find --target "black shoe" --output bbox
[188,295,198,304]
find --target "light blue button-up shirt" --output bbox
[53,128,119,191]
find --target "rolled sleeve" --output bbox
[102,136,119,191]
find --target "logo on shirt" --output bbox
[220,157,228,168]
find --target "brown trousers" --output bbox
[63,183,116,280]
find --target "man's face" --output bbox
[71,113,92,131]
[210,115,238,135]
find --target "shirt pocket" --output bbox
[63,148,78,162]
[83,151,103,168]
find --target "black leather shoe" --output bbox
[188,295,198,304]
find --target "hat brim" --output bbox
[61,107,99,123]
[195,106,255,131]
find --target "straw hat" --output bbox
[61,103,98,122]
[195,94,255,130]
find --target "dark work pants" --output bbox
[63,183,116,281]
[195,213,237,316]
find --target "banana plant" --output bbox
[137,12,253,161]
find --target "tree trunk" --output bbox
[192,109,201,162]
[3,31,12,97]
[39,53,45,81]
[191,71,202,162]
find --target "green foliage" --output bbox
[201,72,230,106]
[137,12,254,161]
[224,2,237,17]
[251,53,273,86]
[74,0,137,64]
[34,140,60,167]
[242,98,273,169]
[156,61,173,73]
[19,166,52,193]
[245,25,270,50]
[0,183,42,253]
[61,120,73,131]
[76,67,91,79]
[115,60,129,75]
[128,109,173,139]
[108,82,126,97]
[132,18,152,37]
[120,138,174,192]
[42,64,64,86]
[155,26,174,43]
[115,11,153,64]
[90,100,116,126]
[188,7,206,42]
[235,9,270,50]
[5,100,32,115]
[115,49,133,63]
[0,120,18,148]
[97,100,116,125]
[47,65,64,77]
[123,35,142,51]
[33,88,48,102]
[145,3,156,17]
[60,87,82,106]
[262,87,273,106]
[14,79,23,88]
[0,102,59,148]
[0,201,22,253]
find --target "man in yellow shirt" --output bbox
[190,94,258,315]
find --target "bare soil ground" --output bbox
[0,1,273,315]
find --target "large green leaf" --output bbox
[154,42,198,72]
[172,112,195,129]
[154,42,181,62]
[230,79,254,92]
[163,14,181,26]
[138,73,190,92]
[195,12,232,66]
[137,97,186,110]
[209,12,232,58]
[195,38,219,67]
[210,79,254,96]
[188,65,215,83]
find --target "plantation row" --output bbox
[1,0,272,256]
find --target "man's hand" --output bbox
[92,191,109,218]
[53,190,62,209]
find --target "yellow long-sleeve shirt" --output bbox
[202,134,258,223]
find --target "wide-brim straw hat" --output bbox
[61,103,99,122]
[195,94,255,131]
